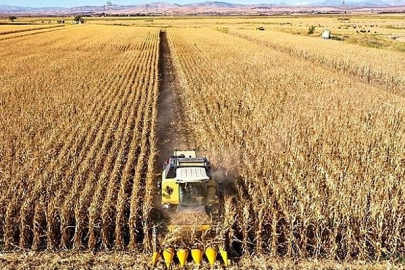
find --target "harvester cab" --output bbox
[159,149,221,219]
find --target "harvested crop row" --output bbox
[0,24,64,35]
[0,25,159,251]
[167,28,405,261]
[0,25,67,41]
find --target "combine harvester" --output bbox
[152,149,229,268]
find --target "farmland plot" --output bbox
[230,29,405,95]
[0,24,63,35]
[168,28,405,261]
[0,25,66,41]
[0,17,404,269]
[0,25,159,251]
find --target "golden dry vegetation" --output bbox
[0,25,159,252]
[0,24,66,41]
[0,24,62,35]
[168,27,405,261]
[0,14,405,269]
[230,29,405,94]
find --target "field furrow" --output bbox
[0,24,64,35]
[0,25,67,41]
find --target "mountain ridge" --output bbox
[1,1,405,15]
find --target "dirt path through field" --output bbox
[155,30,194,166]
[152,30,196,228]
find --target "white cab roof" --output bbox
[176,167,209,183]
[174,150,196,158]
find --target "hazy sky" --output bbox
[2,0,277,7]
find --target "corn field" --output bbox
[168,28,405,261]
[0,25,158,251]
[0,20,404,267]
[230,29,405,95]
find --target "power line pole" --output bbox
[106,1,113,16]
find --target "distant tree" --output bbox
[74,15,85,24]
[308,25,316,35]
[8,16,17,22]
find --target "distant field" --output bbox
[0,24,60,34]
[0,15,405,269]
[0,24,66,40]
